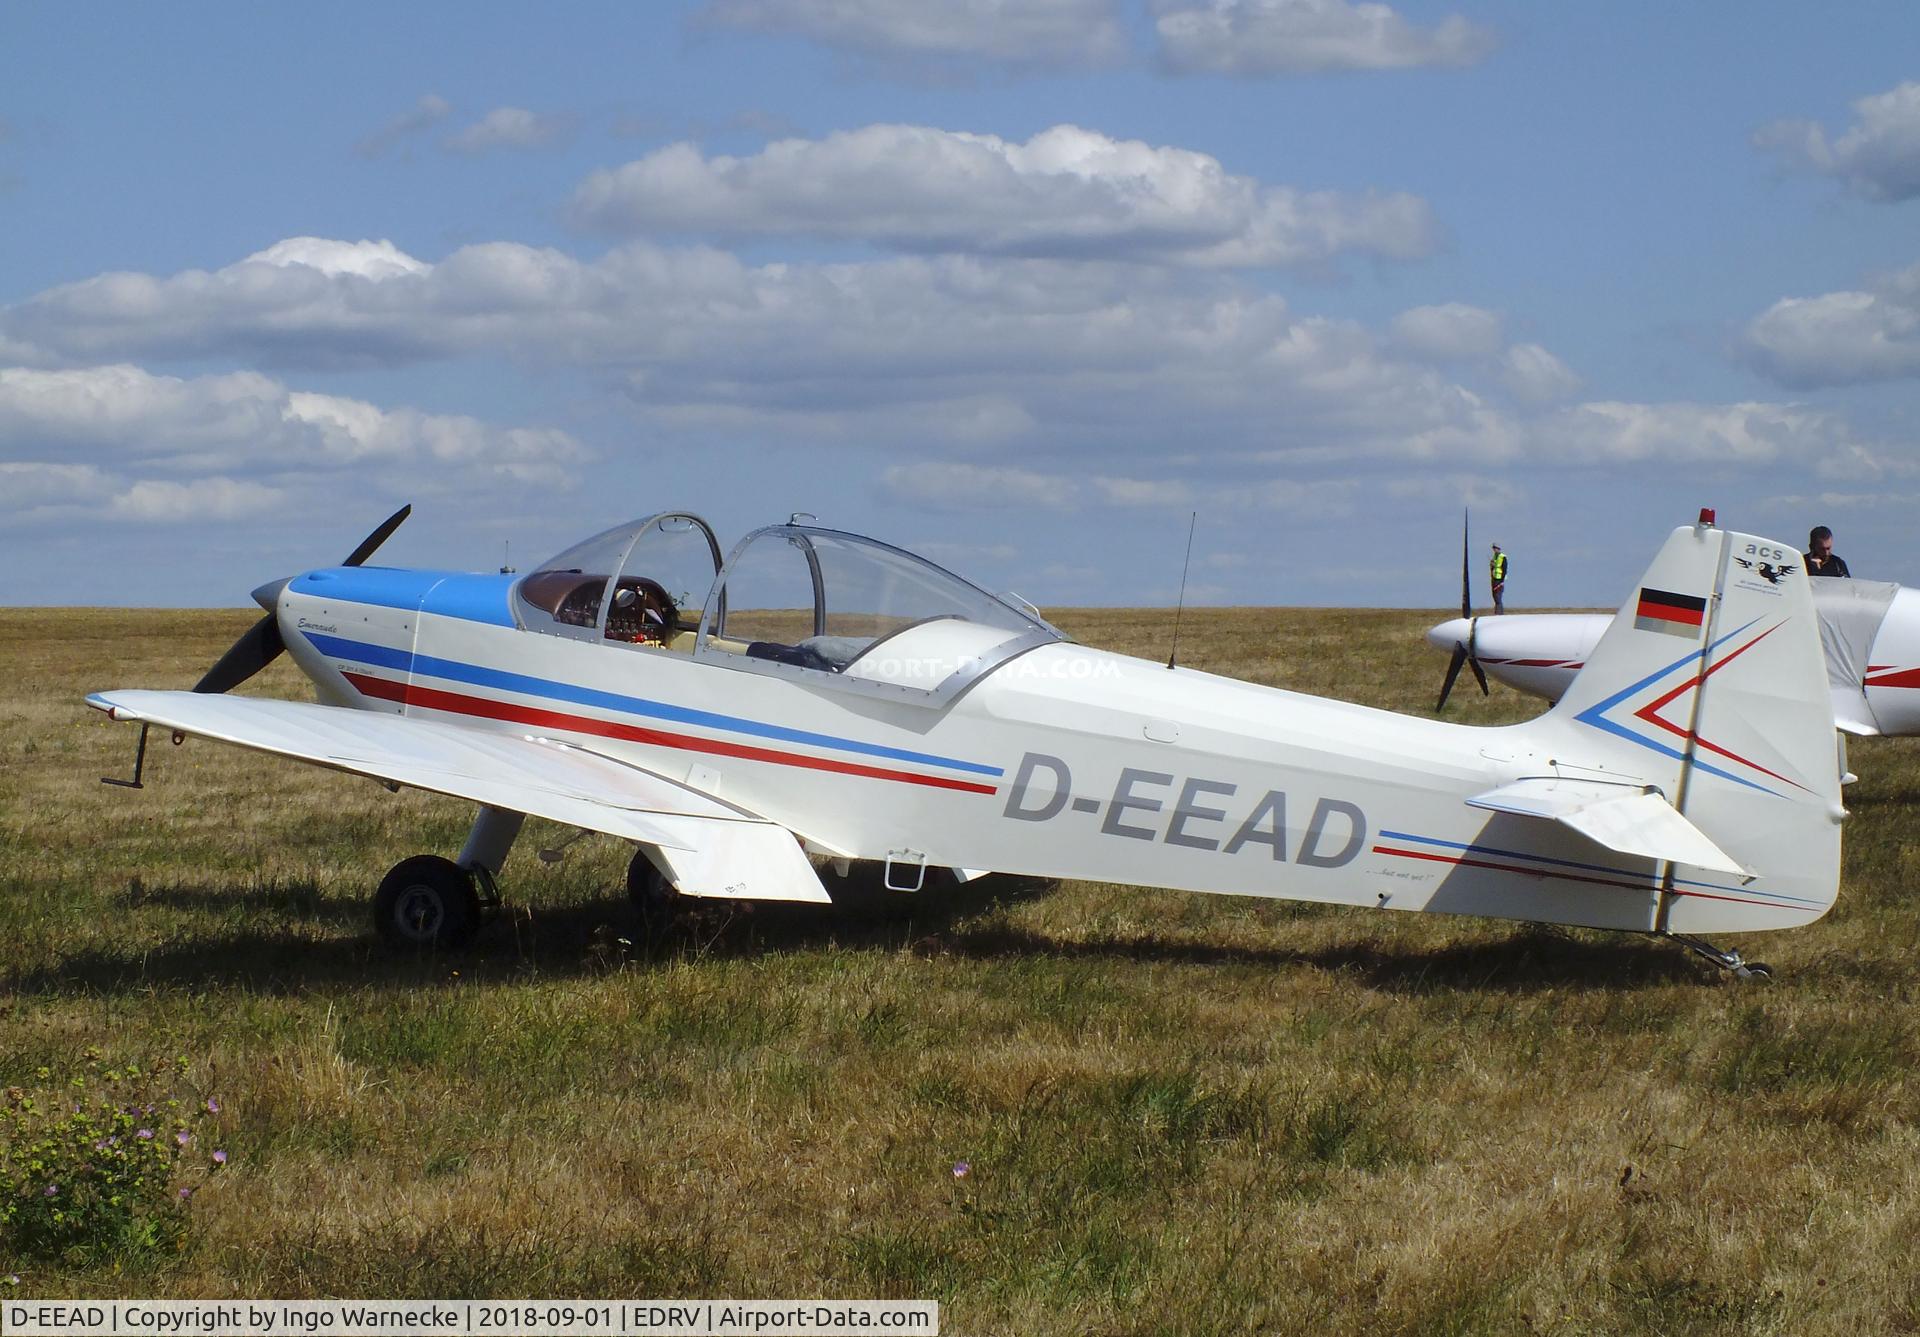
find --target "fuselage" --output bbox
[1425,613,1611,703]
[272,559,1831,937]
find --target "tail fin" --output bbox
[1540,522,1843,932]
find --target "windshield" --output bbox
[516,514,721,645]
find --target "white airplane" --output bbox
[90,509,1846,978]
[1430,540,1920,736]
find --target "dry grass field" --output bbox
[2,605,1918,1334]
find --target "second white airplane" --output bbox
[1431,565,1920,735]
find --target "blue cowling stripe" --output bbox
[304,632,1004,778]
[289,568,517,626]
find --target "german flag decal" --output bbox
[1634,588,1707,638]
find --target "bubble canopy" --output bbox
[696,523,1063,702]
[512,515,1062,703]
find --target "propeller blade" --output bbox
[341,504,412,567]
[1467,613,1489,696]
[193,614,286,694]
[1437,643,1468,712]
[1436,509,1484,712]
[191,506,410,694]
[1459,507,1472,620]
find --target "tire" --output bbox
[626,849,683,929]
[373,855,480,949]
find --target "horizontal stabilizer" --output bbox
[1467,777,1746,875]
[87,690,829,904]
[1832,689,1881,737]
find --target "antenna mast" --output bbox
[1167,511,1198,670]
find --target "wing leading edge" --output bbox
[86,690,828,903]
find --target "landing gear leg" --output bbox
[1669,933,1773,981]
[627,848,684,931]
[457,805,525,927]
[457,806,525,906]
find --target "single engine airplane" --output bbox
[1430,521,1920,736]
[90,508,1846,978]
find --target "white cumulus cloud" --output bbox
[1755,81,1920,202]
[0,365,590,524]
[8,236,1842,498]
[246,236,431,280]
[1152,0,1494,76]
[882,461,1198,511]
[0,459,282,526]
[1498,343,1582,404]
[445,107,573,154]
[0,461,114,509]
[1388,303,1503,361]
[1742,260,1920,388]
[108,478,286,522]
[572,123,1437,268]
[697,0,1128,70]
[882,461,1083,510]
[1541,401,1840,465]
[356,94,452,159]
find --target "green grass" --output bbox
[2,606,1918,1334]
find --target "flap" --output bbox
[87,690,828,903]
[1467,776,1746,875]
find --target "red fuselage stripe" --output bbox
[1629,622,1808,792]
[342,672,999,795]
[1374,845,1651,893]
[1372,845,1782,910]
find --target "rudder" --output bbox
[1540,522,1843,932]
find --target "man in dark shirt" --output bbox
[1805,525,1851,578]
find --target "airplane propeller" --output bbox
[192,504,412,695]
[1435,508,1490,712]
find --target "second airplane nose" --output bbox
[1427,616,1471,653]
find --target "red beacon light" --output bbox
[1698,507,1716,526]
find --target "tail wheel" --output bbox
[374,854,480,949]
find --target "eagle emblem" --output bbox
[1734,557,1797,586]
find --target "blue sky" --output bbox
[4,1,1918,608]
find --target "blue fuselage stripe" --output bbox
[1571,617,1783,796]
[303,631,1004,777]
[1380,828,1823,908]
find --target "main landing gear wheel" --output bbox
[374,855,480,949]
[627,850,684,930]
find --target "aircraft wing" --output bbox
[1466,777,1746,875]
[86,689,828,903]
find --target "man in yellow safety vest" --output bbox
[1489,544,1508,614]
